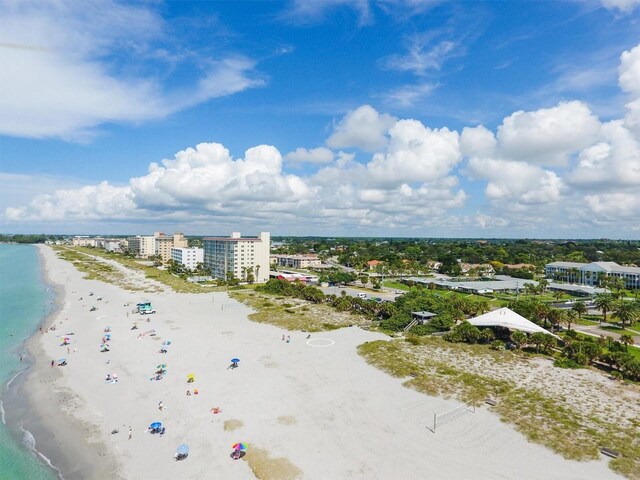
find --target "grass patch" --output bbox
[277,415,297,425]
[58,246,228,293]
[244,445,303,480]
[230,290,369,332]
[223,419,244,432]
[357,337,640,479]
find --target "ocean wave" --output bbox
[20,424,66,480]
[6,369,24,389]
[0,399,5,425]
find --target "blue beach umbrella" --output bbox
[176,444,189,455]
[231,358,240,363]
[150,422,162,430]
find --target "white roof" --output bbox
[468,307,559,338]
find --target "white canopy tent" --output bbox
[467,307,559,339]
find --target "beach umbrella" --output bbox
[176,444,189,455]
[58,358,66,363]
[232,443,247,451]
[150,422,162,429]
[187,373,195,380]
[231,358,240,363]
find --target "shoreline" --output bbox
[4,245,118,480]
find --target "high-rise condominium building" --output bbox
[203,232,270,283]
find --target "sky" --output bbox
[0,0,639,238]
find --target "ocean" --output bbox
[0,244,56,479]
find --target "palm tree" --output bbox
[562,310,577,332]
[529,332,546,353]
[619,334,634,352]
[548,308,563,331]
[541,334,556,353]
[511,330,527,350]
[594,293,614,323]
[571,300,587,322]
[612,301,638,328]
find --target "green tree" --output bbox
[619,334,634,352]
[571,300,587,322]
[511,330,527,350]
[612,301,638,328]
[594,293,614,323]
[529,332,547,353]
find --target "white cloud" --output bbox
[460,125,497,158]
[326,105,397,151]
[601,0,640,13]
[584,192,640,224]
[466,158,564,205]
[569,120,640,188]
[619,43,640,135]
[0,0,262,140]
[6,181,135,221]
[381,34,458,76]
[284,147,334,164]
[284,0,373,25]
[366,119,461,187]
[383,83,437,107]
[496,101,602,166]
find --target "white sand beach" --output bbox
[24,245,623,480]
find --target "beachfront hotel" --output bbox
[203,232,270,283]
[171,246,204,271]
[545,261,640,289]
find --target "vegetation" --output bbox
[358,337,640,479]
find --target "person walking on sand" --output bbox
[282,333,285,341]
[128,427,132,440]
[286,335,291,343]
[50,360,54,367]
[158,401,164,411]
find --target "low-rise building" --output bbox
[72,236,98,247]
[171,247,204,271]
[545,261,640,289]
[270,254,321,269]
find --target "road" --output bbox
[319,285,402,302]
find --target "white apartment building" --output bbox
[171,247,204,271]
[72,236,98,247]
[270,254,321,269]
[203,232,270,283]
[545,261,640,290]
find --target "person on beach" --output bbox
[128,427,132,440]
[158,401,164,411]
[282,333,285,341]
[50,360,54,367]
[286,335,291,343]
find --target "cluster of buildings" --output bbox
[71,231,271,283]
[545,261,640,290]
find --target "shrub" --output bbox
[553,356,583,369]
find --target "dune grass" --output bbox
[230,290,368,332]
[358,337,639,479]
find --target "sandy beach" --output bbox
[18,245,623,480]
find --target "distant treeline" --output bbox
[0,234,65,244]
[271,238,640,268]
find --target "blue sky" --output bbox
[1,0,639,238]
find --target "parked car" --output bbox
[140,309,156,315]
[394,290,405,295]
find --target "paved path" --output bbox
[573,323,640,347]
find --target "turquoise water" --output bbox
[0,244,56,479]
